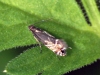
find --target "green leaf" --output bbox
[0,0,100,75]
[0,1,39,51]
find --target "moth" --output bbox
[29,25,68,56]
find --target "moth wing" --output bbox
[33,31,56,45]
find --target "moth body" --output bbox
[29,25,68,56]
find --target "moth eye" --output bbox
[61,50,65,53]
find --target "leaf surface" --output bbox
[0,0,100,75]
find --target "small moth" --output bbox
[29,25,68,56]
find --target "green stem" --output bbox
[82,0,100,34]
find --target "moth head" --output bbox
[54,47,66,56]
[29,25,35,31]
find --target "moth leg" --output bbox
[34,36,42,53]
[52,51,60,60]
[56,54,60,60]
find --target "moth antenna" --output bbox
[33,18,53,25]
